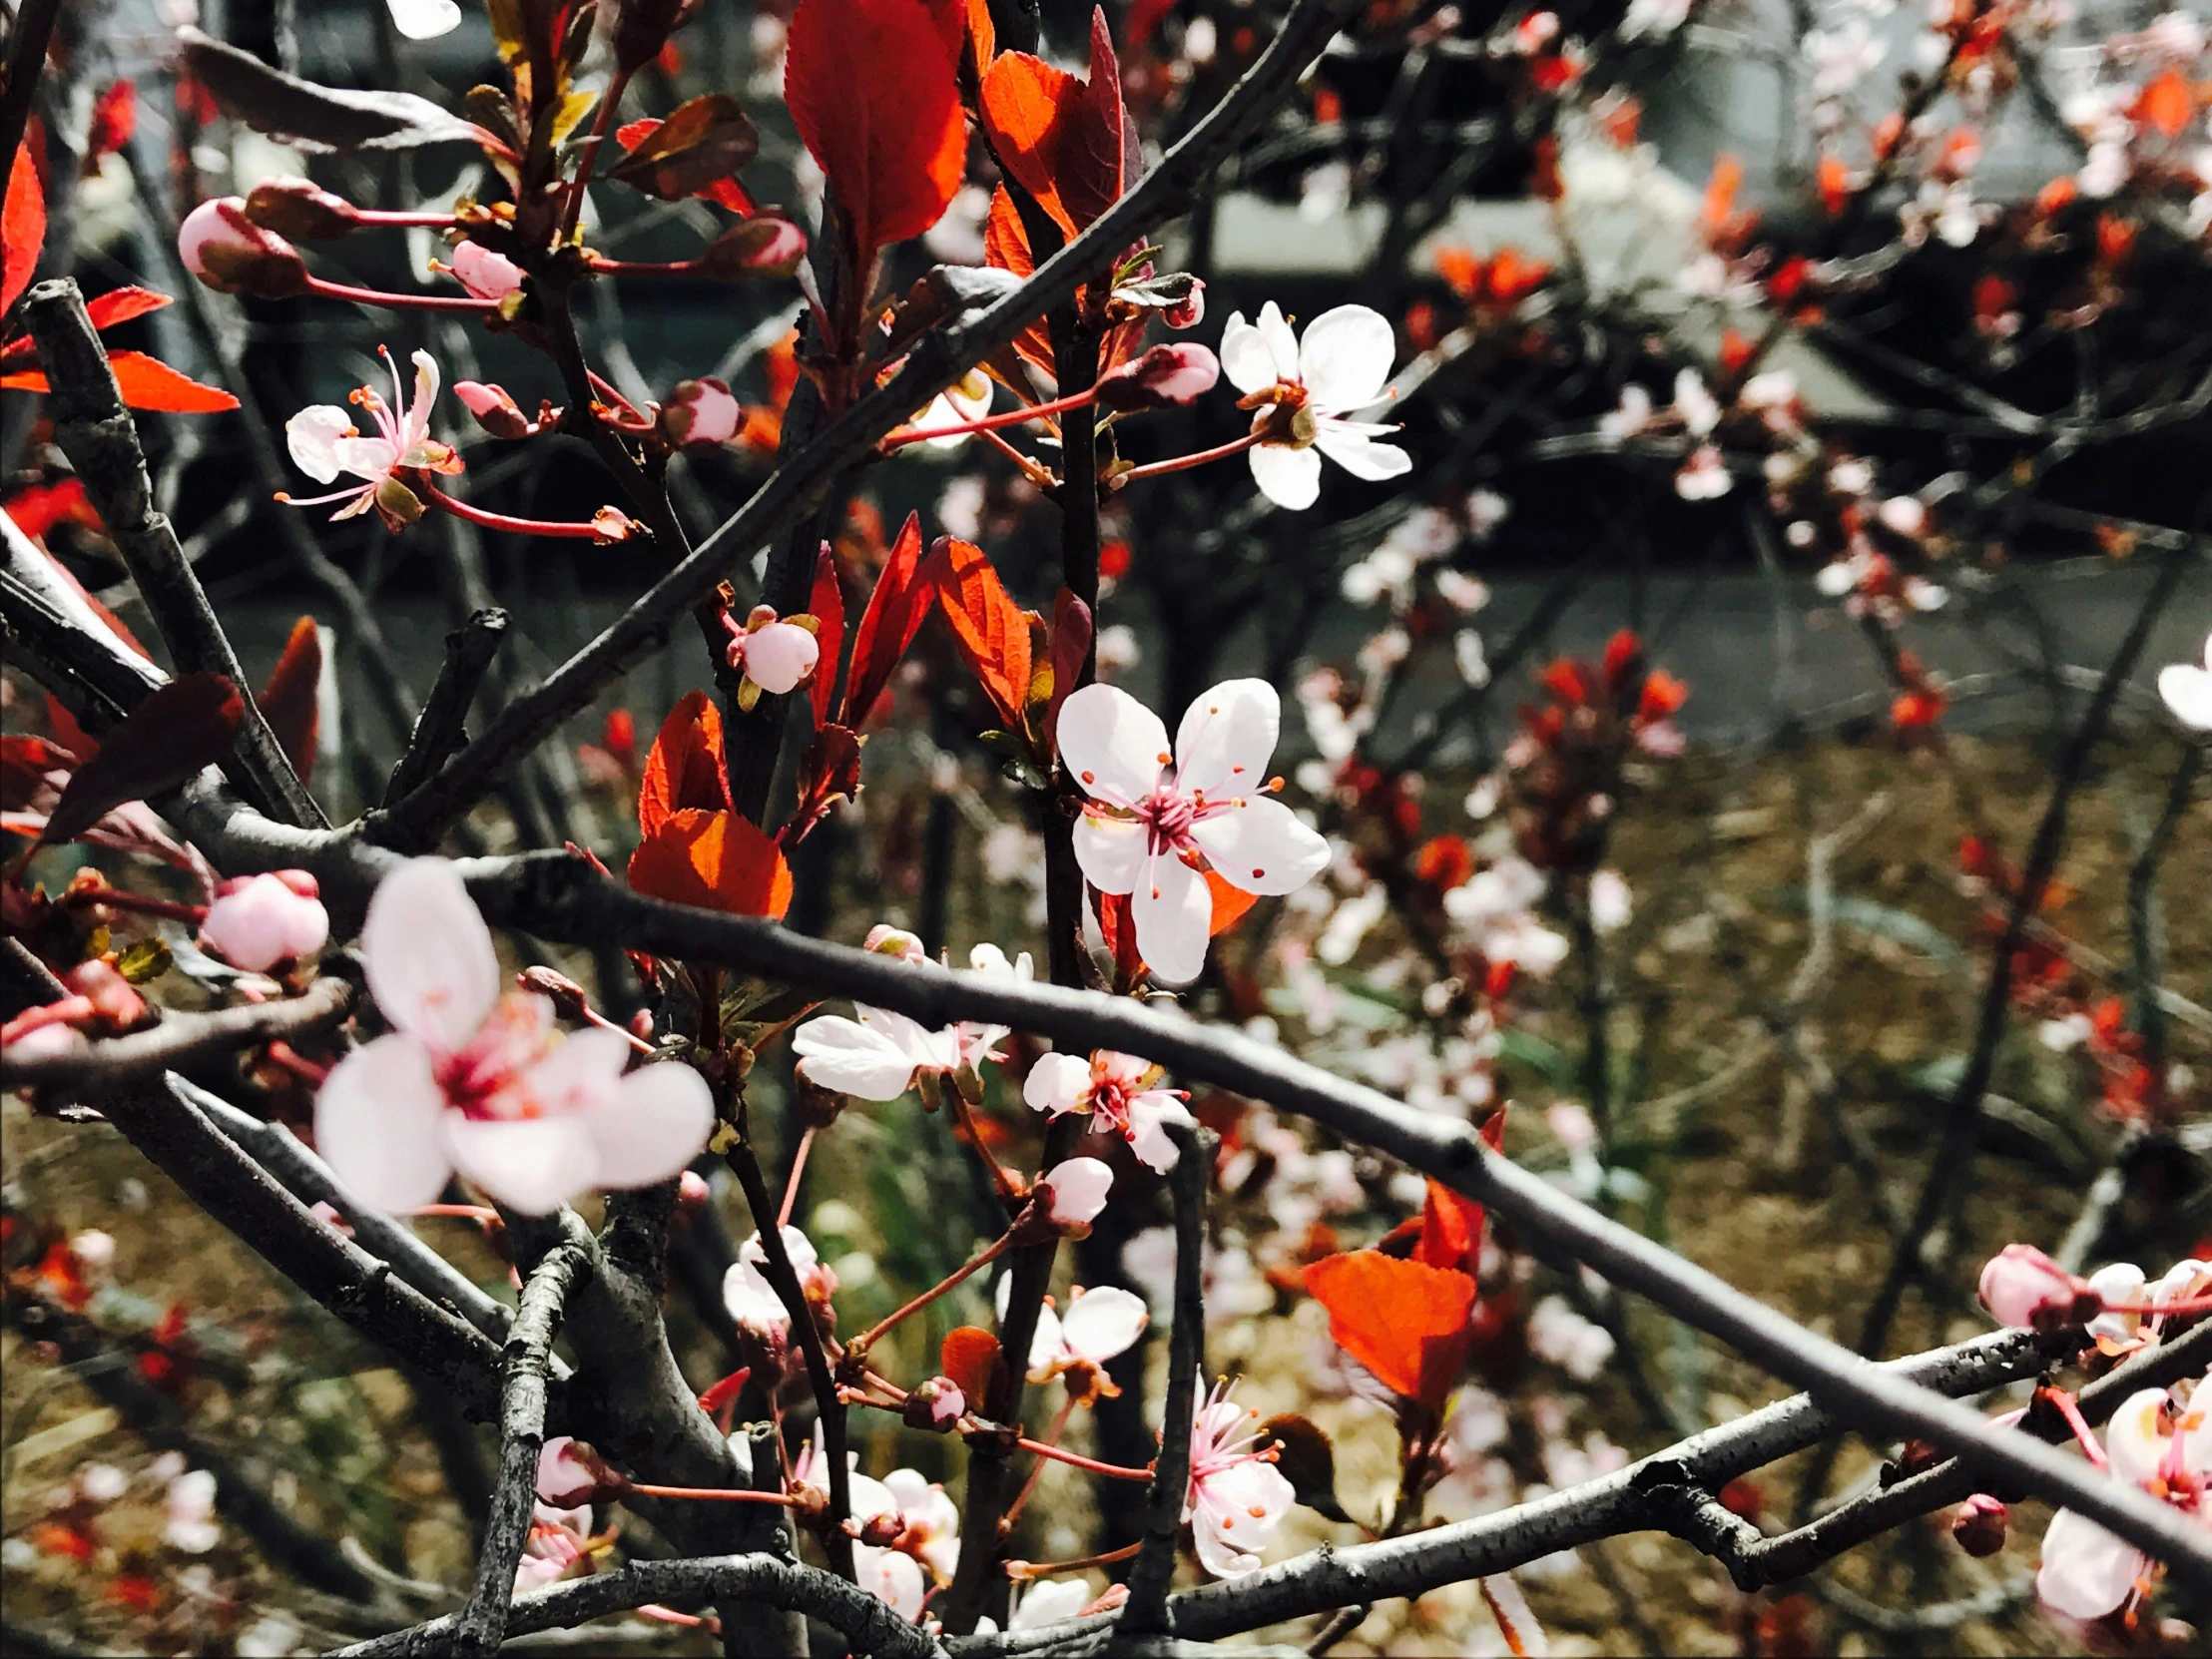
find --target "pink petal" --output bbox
[1133,852,1211,985]
[2037,1507,2144,1620]
[792,1015,919,1100]
[361,859,499,1053]
[1056,683,1173,807]
[1173,678,1280,800]
[1042,1156,1114,1226]
[1256,301,1300,385]
[742,622,821,695]
[443,1115,599,1215]
[1313,424,1411,481]
[1126,1092,1196,1173]
[1189,797,1329,897]
[285,405,354,484]
[313,1034,452,1212]
[585,1061,714,1189]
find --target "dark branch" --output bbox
[3,974,355,1099]
[379,608,510,816]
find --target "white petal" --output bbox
[1056,683,1172,807]
[1190,798,1330,896]
[1009,1578,1092,1630]
[1024,1297,1068,1375]
[1297,304,1396,411]
[404,348,442,446]
[1248,443,1322,511]
[2037,1507,2144,1620]
[1134,852,1211,985]
[331,434,400,483]
[313,1034,451,1212]
[522,1027,630,1121]
[585,1062,714,1189]
[1256,302,1300,384]
[861,1005,959,1072]
[791,1015,918,1100]
[2159,663,2212,731]
[1126,1092,1196,1173]
[443,1115,599,1216]
[1174,679,1280,801]
[1313,424,1412,482]
[2102,1387,2172,1486]
[1073,812,1147,896]
[1042,1157,1114,1226]
[361,859,500,1053]
[387,0,462,39]
[1218,312,1279,395]
[1022,1051,1093,1116]
[285,405,353,484]
[1059,1286,1148,1364]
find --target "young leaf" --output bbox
[101,352,240,414]
[1043,588,1091,753]
[638,691,733,838]
[604,94,759,202]
[1258,1413,1352,1522]
[940,1326,1003,1405]
[1301,1251,1476,1414]
[41,674,245,847]
[3,146,49,316]
[978,8,1130,237]
[784,0,966,261]
[923,536,1036,733]
[258,617,321,786]
[786,723,863,845]
[807,541,846,732]
[628,808,794,919]
[81,286,173,331]
[614,118,756,214]
[841,512,930,727]
[1206,869,1257,938]
[178,29,489,153]
[1413,1109,1505,1275]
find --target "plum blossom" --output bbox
[178,198,307,296]
[721,605,821,709]
[664,377,743,447]
[2085,1259,2212,1357]
[313,859,714,1214]
[1184,1378,1297,1576]
[164,1468,220,1553]
[722,1226,835,1345]
[1442,857,1569,975]
[282,347,461,530]
[1037,1157,1116,1230]
[387,0,462,39]
[1000,1278,1149,1401]
[514,1502,596,1594]
[200,871,328,971]
[794,1436,960,1610]
[791,934,1031,1099]
[1219,302,1411,510]
[999,1577,1095,1631]
[1977,1243,2101,1333]
[1058,678,1331,983]
[2036,1375,2212,1620]
[1526,1296,1616,1381]
[437,241,525,302]
[2159,633,2212,731]
[1023,1049,1197,1172]
[1806,18,1885,97]
[911,370,995,450]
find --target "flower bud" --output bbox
[902,1376,966,1433]
[1977,1243,2100,1333]
[726,609,821,698]
[452,379,558,440]
[64,959,147,1031]
[1039,1158,1114,1232]
[1166,276,1206,329]
[1951,1493,2007,1557]
[1094,343,1222,412]
[441,241,526,302]
[517,965,590,1020]
[863,925,927,963]
[242,177,361,240]
[662,376,743,447]
[178,199,309,298]
[698,215,808,280]
[535,1436,623,1507]
[202,871,330,972]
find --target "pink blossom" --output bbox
[1058,678,1330,983]
[282,347,462,527]
[722,1226,834,1345]
[791,942,1029,1099]
[1977,1243,2100,1333]
[1024,1049,1196,1171]
[178,198,307,297]
[665,377,743,446]
[514,1502,594,1594]
[1095,343,1222,410]
[1219,302,1410,510]
[1038,1157,1115,1230]
[2036,1378,2212,1620]
[722,606,821,705]
[440,241,525,301]
[313,859,714,1214]
[2087,1259,2212,1356]
[164,1467,220,1553]
[1021,1283,1147,1398]
[201,871,328,971]
[535,1436,616,1507]
[1183,1379,1296,1576]
[901,1376,965,1431]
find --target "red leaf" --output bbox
[1301,1252,1476,1413]
[807,541,846,731]
[258,616,321,787]
[1206,870,1257,938]
[787,722,863,845]
[1415,1112,1504,1274]
[82,285,173,331]
[979,8,1130,237]
[2139,68,2194,139]
[922,535,1035,732]
[627,807,793,918]
[982,186,1055,375]
[42,673,244,846]
[1,734,75,812]
[2,476,100,539]
[940,1325,1003,1404]
[840,511,930,727]
[1043,587,1091,754]
[1098,888,1143,987]
[604,94,759,204]
[3,142,46,317]
[87,82,139,166]
[638,691,733,838]
[103,350,240,413]
[785,0,966,260]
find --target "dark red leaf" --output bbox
[786,723,862,846]
[940,1326,1003,1405]
[627,807,793,918]
[258,617,321,787]
[2,142,45,317]
[978,8,1130,236]
[82,286,173,331]
[1,735,75,813]
[42,674,244,847]
[605,94,759,202]
[1043,587,1091,754]
[840,511,931,727]
[101,351,240,413]
[2,477,100,539]
[178,28,488,153]
[87,82,138,166]
[1301,1252,1476,1414]
[807,542,846,731]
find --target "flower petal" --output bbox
[585,1061,715,1189]
[1056,683,1172,807]
[1190,797,1330,896]
[743,622,821,695]
[2036,1507,2144,1621]
[387,0,463,40]
[313,1034,451,1212]
[1174,678,1280,801]
[1022,1050,1093,1116]
[331,433,400,483]
[1126,1091,1197,1172]
[361,858,500,1053]
[522,1026,630,1121]
[285,405,353,484]
[1058,1286,1148,1364]
[2159,662,2212,731]
[791,1014,919,1100]
[404,348,441,450]
[1134,851,1211,984]
[1248,442,1322,511]
[1298,304,1396,411]
[1072,811,1147,895]
[1256,301,1300,384]
[1313,424,1412,482]
[1218,311,1279,395]
[443,1115,600,1216]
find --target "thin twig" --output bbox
[3,974,356,1098]
[378,608,511,815]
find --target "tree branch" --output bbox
[3,974,355,1100]
[0,0,60,201]
[378,608,510,815]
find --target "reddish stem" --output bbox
[881,387,1095,451]
[1,996,96,1045]
[1001,1396,1076,1530]
[263,1040,330,1088]
[303,275,501,314]
[60,884,207,925]
[2040,1386,2110,1467]
[348,208,463,228]
[1015,1438,1154,1481]
[562,64,636,244]
[408,1204,502,1223]
[420,480,616,540]
[1009,1540,1143,1580]
[624,1481,798,1506]
[1109,431,1262,487]
[778,1127,816,1229]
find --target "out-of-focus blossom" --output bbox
[2086,1259,2212,1356]
[1023,1049,1196,1172]
[164,1468,220,1553]
[387,0,462,39]
[1219,302,1410,510]
[2159,633,2212,731]
[514,1502,595,1594]
[1525,1296,1615,1381]
[200,871,328,971]
[2036,1376,2212,1620]
[1184,1379,1296,1576]
[722,1226,834,1346]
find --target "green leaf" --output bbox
[115,938,173,984]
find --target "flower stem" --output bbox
[941,1084,1025,1206]
[1008,1540,1143,1580]
[2039,1386,2110,1467]
[348,208,463,228]
[1109,432,1262,488]
[1015,1438,1155,1481]
[778,1127,815,1229]
[1000,1397,1076,1530]
[408,1204,502,1223]
[302,275,500,313]
[624,1481,798,1506]
[881,387,1097,451]
[847,1232,1012,1354]
[60,883,207,925]
[420,480,616,540]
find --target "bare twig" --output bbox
[0,0,61,198]
[377,608,511,816]
[3,974,356,1099]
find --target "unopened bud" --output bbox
[901,1376,966,1433]
[863,925,926,963]
[518,965,590,1020]
[64,960,147,1032]
[202,872,329,971]
[1094,343,1222,412]
[662,376,743,447]
[441,241,526,303]
[698,216,808,280]
[453,379,558,440]
[1165,276,1206,329]
[1951,1493,2007,1557]
[1977,1243,2100,1333]
[535,1436,625,1507]
[178,198,309,298]
[242,177,361,240]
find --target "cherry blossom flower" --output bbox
[791,935,1031,1099]
[313,859,714,1214]
[1219,302,1410,510]
[1977,1243,2101,1333]
[1058,678,1331,983]
[1024,1283,1149,1402]
[1037,1157,1116,1230]
[387,0,462,39]
[514,1503,596,1594]
[998,1577,1095,1631]
[794,1437,959,1609]
[1184,1378,1297,1576]
[1526,1296,1616,1381]
[200,871,328,971]
[1023,1049,1197,1171]
[664,377,743,447]
[721,605,822,709]
[722,1226,834,1344]
[163,1468,220,1553]
[2159,632,2212,731]
[912,370,995,451]
[2036,1375,2212,1620]
[282,347,462,530]
[2086,1259,2212,1356]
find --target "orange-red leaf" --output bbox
[842,512,931,727]
[638,691,732,837]
[627,807,793,918]
[2,476,100,539]
[1207,869,1257,938]
[1301,1251,1476,1412]
[614,117,757,213]
[83,286,172,332]
[2140,68,2194,139]
[785,0,966,260]
[981,186,1056,375]
[807,540,846,731]
[2,142,44,317]
[1415,1111,1503,1273]
[978,8,1129,236]
[103,351,240,413]
[923,535,1034,732]
[258,616,321,786]
[940,1325,1002,1404]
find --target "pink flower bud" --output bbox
[1166,276,1206,329]
[725,610,821,696]
[202,871,330,971]
[863,924,927,963]
[535,1436,620,1507]
[64,959,146,1031]
[662,376,743,447]
[445,241,526,302]
[178,198,309,298]
[1977,1243,2100,1332]
[1951,1493,2006,1557]
[452,380,556,440]
[901,1376,966,1432]
[241,177,361,240]
[677,1170,712,1213]
[517,964,590,1019]
[1094,343,1222,411]
[1040,1157,1114,1230]
[699,215,809,279]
